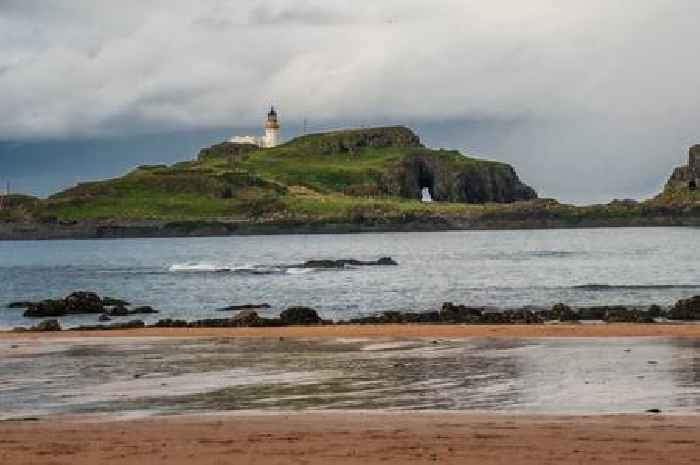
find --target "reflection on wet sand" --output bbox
[0,337,698,419]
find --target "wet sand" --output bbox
[2,323,700,339]
[1,412,698,465]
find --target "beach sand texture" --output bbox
[1,413,698,464]
[3,323,700,339]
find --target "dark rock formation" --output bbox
[383,151,537,203]
[347,310,440,324]
[64,291,103,314]
[105,305,158,316]
[440,302,485,322]
[218,303,271,312]
[6,301,33,309]
[103,297,131,307]
[280,306,322,325]
[647,305,665,318]
[131,306,159,314]
[20,292,152,318]
[663,145,700,193]
[576,307,609,320]
[152,319,190,328]
[690,145,700,182]
[71,320,145,331]
[551,303,579,322]
[299,257,398,268]
[232,309,262,325]
[668,296,700,320]
[109,305,130,316]
[30,319,61,332]
[23,299,69,318]
[349,305,544,325]
[603,307,654,323]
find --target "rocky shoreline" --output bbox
[6,291,700,333]
[1,214,700,241]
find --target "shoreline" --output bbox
[1,411,697,464]
[3,323,700,338]
[1,217,699,241]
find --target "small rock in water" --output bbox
[280,306,321,325]
[648,361,658,365]
[98,314,112,322]
[7,301,33,309]
[30,319,61,332]
[646,408,661,414]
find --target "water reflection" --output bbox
[0,337,698,418]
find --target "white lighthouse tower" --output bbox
[263,106,280,148]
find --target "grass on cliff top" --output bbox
[233,145,491,193]
[41,188,245,221]
[28,131,523,221]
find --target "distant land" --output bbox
[0,127,698,240]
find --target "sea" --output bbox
[1,226,699,329]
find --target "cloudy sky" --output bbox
[1,0,699,202]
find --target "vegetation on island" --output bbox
[1,126,699,235]
[6,127,537,223]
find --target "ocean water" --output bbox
[0,336,698,417]
[0,227,699,329]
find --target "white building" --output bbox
[228,106,281,148]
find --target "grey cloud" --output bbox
[0,0,699,202]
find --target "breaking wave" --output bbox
[168,263,314,275]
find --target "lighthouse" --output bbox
[227,106,282,148]
[263,106,280,148]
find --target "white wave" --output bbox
[286,268,315,275]
[169,262,232,272]
[168,262,306,275]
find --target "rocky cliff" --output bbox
[382,150,537,203]
[289,126,423,155]
[258,126,537,204]
[658,145,700,199]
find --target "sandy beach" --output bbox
[2,325,698,464]
[2,323,700,339]
[1,412,698,465]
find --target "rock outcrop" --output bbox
[298,257,398,268]
[291,126,422,155]
[382,149,537,203]
[280,306,322,325]
[30,319,62,332]
[668,296,700,320]
[197,142,258,162]
[19,292,154,318]
[662,145,700,194]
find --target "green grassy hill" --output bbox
[6,126,697,234]
[25,126,538,223]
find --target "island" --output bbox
[0,126,698,239]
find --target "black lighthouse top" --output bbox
[265,106,279,129]
[267,106,277,121]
